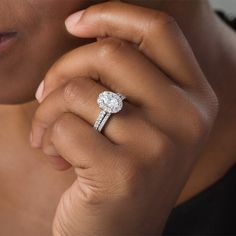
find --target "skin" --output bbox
[0,0,235,235]
[0,0,102,104]
[31,2,219,235]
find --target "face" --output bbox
[0,0,103,105]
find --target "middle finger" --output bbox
[39,37,175,107]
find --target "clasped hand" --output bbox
[30,2,218,235]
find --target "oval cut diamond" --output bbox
[97,91,123,113]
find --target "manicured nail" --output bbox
[35,80,44,102]
[65,10,85,32]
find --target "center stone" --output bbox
[97,91,123,113]
[106,98,118,107]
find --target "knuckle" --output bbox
[153,130,173,156]
[97,37,128,61]
[147,126,175,159]
[51,113,71,139]
[211,93,219,118]
[134,118,174,159]
[204,85,220,120]
[187,107,210,142]
[145,11,177,35]
[63,78,98,109]
[63,79,81,105]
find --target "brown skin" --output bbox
[0,0,235,235]
[30,2,218,235]
[0,0,100,104]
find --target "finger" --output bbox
[65,1,205,88]
[31,76,147,147]
[38,37,174,107]
[41,125,72,171]
[46,112,117,169]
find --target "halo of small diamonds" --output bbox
[97,91,124,114]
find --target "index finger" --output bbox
[65,1,206,88]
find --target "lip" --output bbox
[0,32,18,55]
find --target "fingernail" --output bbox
[65,10,85,32]
[35,80,44,102]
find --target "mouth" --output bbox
[0,32,18,55]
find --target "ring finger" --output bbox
[31,76,147,148]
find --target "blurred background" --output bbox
[210,0,236,15]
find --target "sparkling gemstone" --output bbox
[97,91,123,113]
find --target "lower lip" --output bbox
[0,32,18,55]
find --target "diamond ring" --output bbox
[93,91,126,132]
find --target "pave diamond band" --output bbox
[94,91,126,132]
[97,113,111,132]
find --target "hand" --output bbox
[30,1,218,235]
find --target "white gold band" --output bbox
[97,113,111,132]
[93,110,107,130]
